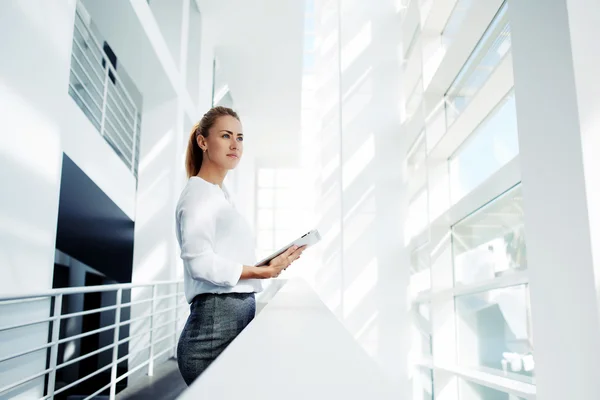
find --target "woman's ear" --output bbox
[196,134,205,150]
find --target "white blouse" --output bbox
[175,176,263,303]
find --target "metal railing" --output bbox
[0,280,187,400]
[68,4,142,177]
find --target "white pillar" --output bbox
[509,1,600,399]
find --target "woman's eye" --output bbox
[237,137,244,142]
[222,134,230,139]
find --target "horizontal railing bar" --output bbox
[0,341,53,364]
[106,82,137,121]
[72,13,138,111]
[0,367,53,395]
[126,297,154,307]
[104,105,134,151]
[151,318,178,334]
[68,82,102,124]
[151,332,177,349]
[106,99,135,144]
[114,358,150,385]
[0,310,186,366]
[119,313,152,328]
[105,90,136,131]
[0,280,182,302]
[70,39,105,91]
[103,117,133,159]
[56,341,115,371]
[0,297,46,306]
[71,26,105,81]
[153,346,173,361]
[58,322,117,345]
[69,62,104,109]
[82,380,112,400]
[52,361,113,396]
[70,60,104,108]
[72,18,105,66]
[117,327,151,348]
[0,292,183,332]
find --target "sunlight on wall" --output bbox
[0,82,61,182]
[132,241,168,285]
[138,129,173,174]
[344,257,378,318]
[342,133,375,191]
[341,21,372,72]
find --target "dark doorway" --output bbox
[50,153,135,398]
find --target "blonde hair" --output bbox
[185,106,240,178]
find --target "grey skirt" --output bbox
[177,292,255,385]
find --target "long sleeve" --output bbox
[177,200,243,287]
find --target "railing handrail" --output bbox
[69,2,141,177]
[0,279,187,399]
[0,279,183,302]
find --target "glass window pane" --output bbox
[449,91,519,204]
[459,379,526,400]
[275,169,301,188]
[258,169,275,188]
[274,210,298,230]
[275,189,301,208]
[455,285,534,380]
[274,230,295,248]
[446,3,511,126]
[452,185,526,285]
[413,366,433,400]
[257,230,274,250]
[257,189,274,208]
[411,301,432,358]
[257,209,274,229]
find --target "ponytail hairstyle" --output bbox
[185,106,241,178]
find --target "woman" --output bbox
[175,106,305,385]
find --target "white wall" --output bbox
[281,0,409,391]
[0,0,138,397]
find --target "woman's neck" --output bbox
[197,161,227,187]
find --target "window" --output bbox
[449,91,519,204]
[414,366,434,400]
[445,2,511,127]
[452,186,526,285]
[256,169,308,259]
[455,285,534,379]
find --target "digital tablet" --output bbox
[255,229,322,267]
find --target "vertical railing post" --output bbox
[46,294,63,398]
[173,283,179,359]
[109,289,123,400]
[148,285,157,377]
[99,62,110,137]
[131,108,138,175]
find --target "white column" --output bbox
[508,1,600,399]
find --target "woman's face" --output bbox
[199,115,244,170]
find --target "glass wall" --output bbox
[402,0,532,398]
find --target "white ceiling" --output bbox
[197,0,306,166]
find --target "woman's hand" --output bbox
[263,245,306,278]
